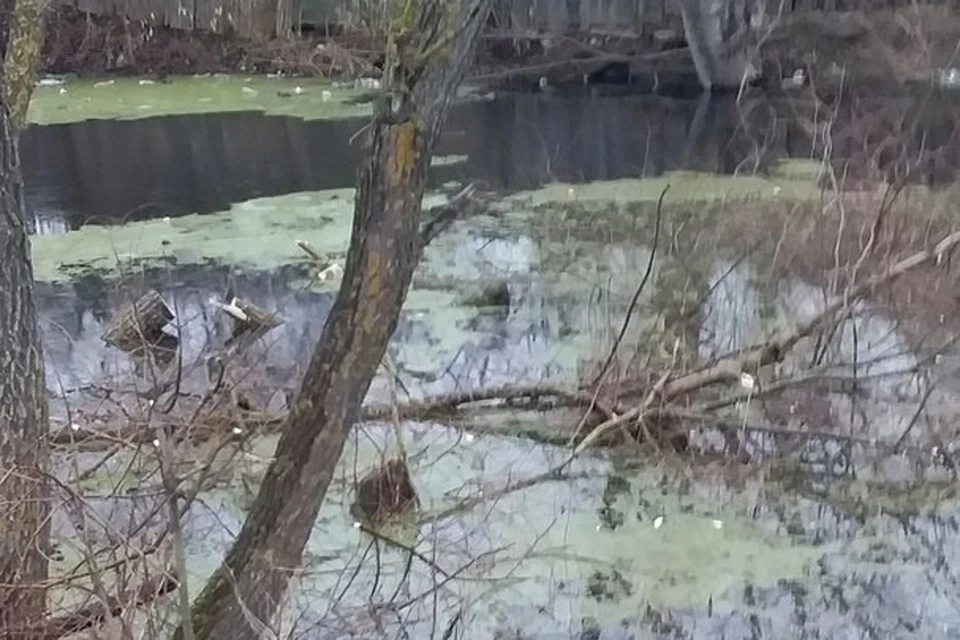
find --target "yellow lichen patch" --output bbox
[361,248,387,332]
[4,0,49,130]
[390,121,420,188]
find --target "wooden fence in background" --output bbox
[53,0,955,41]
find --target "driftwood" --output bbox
[211,296,284,348]
[102,290,175,354]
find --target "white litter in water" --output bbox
[318,263,344,281]
[653,515,664,529]
[321,90,332,102]
[712,519,723,530]
[739,372,756,391]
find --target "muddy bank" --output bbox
[40,4,960,97]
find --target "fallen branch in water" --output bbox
[420,182,481,248]
[48,383,614,451]
[49,230,960,456]
[573,230,960,452]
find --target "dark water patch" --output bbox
[22,110,366,231]
[21,91,815,231]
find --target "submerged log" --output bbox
[351,458,419,525]
[102,290,174,353]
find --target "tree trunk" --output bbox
[0,53,50,640]
[678,0,760,91]
[3,0,48,129]
[181,2,494,638]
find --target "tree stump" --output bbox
[351,458,419,526]
[101,290,175,354]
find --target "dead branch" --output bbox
[664,229,960,400]
[574,230,960,452]
[11,574,177,640]
[419,183,480,248]
[49,383,614,451]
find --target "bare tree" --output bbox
[181,1,495,637]
[0,0,52,635]
[678,0,765,90]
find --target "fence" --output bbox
[53,0,953,41]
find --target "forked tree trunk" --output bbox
[182,2,494,638]
[0,57,50,640]
[678,0,761,91]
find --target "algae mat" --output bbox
[29,162,826,283]
[27,75,375,125]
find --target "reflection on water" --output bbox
[29,88,960,639]
[20,91,814,231]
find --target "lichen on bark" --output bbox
[3,0,48,129]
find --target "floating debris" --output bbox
[351,458,418,525]
[102,290,175,355]
[318,263,344,281]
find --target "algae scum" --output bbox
[32,81,960,638]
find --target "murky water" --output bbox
[21,89,815,230]
[28,81,960,638]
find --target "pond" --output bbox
[28,76,960,638]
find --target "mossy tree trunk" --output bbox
[180,1,494,638]
[0,0,51,635]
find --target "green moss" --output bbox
[27,75,375,125]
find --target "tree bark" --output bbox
[3,0,48,128]
[0,7,50,635]
[678,0,760,91]
[181,2,494,638]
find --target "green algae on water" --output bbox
[27,75,375,125]
[31,189,359,281]
[504,159,825,209]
